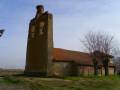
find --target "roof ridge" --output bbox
[54,48,89,55]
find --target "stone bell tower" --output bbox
[24,5,53,76]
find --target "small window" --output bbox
[39,21,45,35]
[30,26,35,38]
[31,26,35,32]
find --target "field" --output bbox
[0,69,120,90]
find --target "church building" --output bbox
[24,5,115,77]
[52,48,115,76]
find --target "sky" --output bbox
[0,0,120,69]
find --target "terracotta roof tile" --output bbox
[53,48,114,66]
[53,48,92,65]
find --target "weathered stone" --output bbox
[24,5,53,76]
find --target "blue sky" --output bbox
[0,0,120,69]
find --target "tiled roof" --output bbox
[53,48,92,65]
[53,48,114,66]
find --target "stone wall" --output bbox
[51,62,115,77]
[51,61,78,77]
[78,66,94,76]
[25,5,53,76]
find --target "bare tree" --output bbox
[81,31,114,76]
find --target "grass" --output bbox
[0,75,120,90]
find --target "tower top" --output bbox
[36,5,44,9]
[36,5,44,14]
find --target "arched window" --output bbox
[39,21,45,35]
[30,26,35,38]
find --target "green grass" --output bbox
[0,75,120,90]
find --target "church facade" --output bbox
[24,5,115,77]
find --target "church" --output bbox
[24,5,115,77]
[52,48,115,76]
